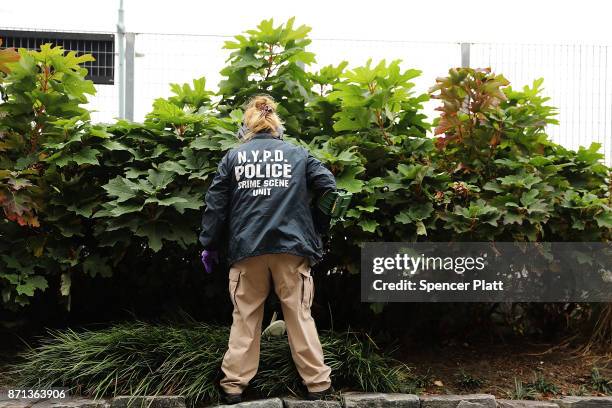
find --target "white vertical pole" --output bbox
[461,42,471,68]
[125,32,135,121]
[117,0,125,118]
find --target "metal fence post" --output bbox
[124,32,135,121]
[460,42,471,67]
[116,0,125,118]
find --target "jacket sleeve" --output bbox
[305,150,337,196]
[198,152,231,251]
[305,150,337,237]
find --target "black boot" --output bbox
[306,385,335,400]
[222,392,242,405]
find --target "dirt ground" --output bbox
[397,339,611,400]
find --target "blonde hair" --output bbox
[242,94,284,141]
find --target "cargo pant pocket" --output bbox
[299,267,314,310]
[228,268,241,309]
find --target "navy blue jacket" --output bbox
[198,131,336,266]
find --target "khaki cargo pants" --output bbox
[219,252,332,394]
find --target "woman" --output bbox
[199,94,336,404]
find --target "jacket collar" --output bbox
[251,131,279,140]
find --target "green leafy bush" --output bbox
[0,19,610,345]
[0,43,97,307]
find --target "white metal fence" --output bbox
[471,42,611,157]
[2,27,611,164]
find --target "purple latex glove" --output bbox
[200,249,219,273]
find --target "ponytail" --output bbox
[241,94,284,141]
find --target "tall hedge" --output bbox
[0,19,610,341]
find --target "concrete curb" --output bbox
[1,392,611,408]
